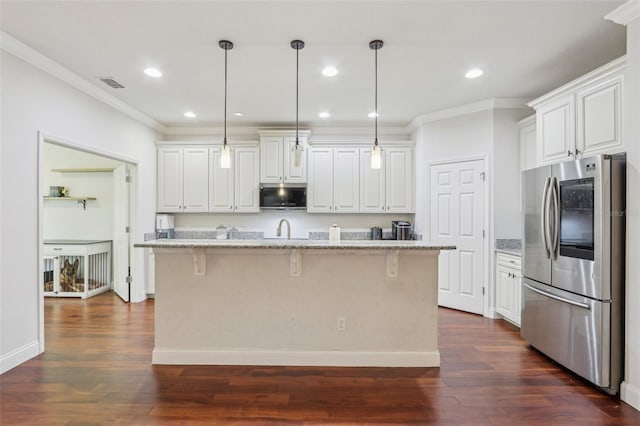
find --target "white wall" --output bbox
[622,16,640,412]
[493,109,532,239]
[415,109,494,239]
[43,143,122,240]
[0,50,160,373]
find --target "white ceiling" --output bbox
[0,0,627,129]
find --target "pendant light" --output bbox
[291,39,305,167]
[369,40,383,169]
[219,40,233,169]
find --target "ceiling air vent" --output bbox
[98,77,125,89]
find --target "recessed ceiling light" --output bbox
[184,111,196,118]
[368,111,379,118]
[465,68,484,79]
[322,66,338,77]
[233,112,244,117]
[144,67,163,78]
[318,111,331,118]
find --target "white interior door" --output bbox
[430,159,485,314]
[113,165,130,302]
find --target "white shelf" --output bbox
[43,196,96,210]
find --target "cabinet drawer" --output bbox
[496,253,521,269]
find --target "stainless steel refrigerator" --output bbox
[521,154,625,394]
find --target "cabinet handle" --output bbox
[230,206,233,210]
[575,148,581,157]
[53,248,62,251]
[567,150,572,157]
[382,206,385,210]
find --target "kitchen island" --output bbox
[135,239,454,367]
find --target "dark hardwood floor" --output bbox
[1,292,639,425]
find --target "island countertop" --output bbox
[135,239,455,250]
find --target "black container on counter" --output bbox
[370,227,382,240]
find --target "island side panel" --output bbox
[153,248,440,367]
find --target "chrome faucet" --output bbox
[277,219,291,240]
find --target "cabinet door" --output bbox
[537,95,575,164]
[209,147,235,212]
[260,137,283,183]
[496,263,513,319]
[157,147,184,212]
[283,136,307,183]
[359,148,386,213]
[234,147,260,213]
[520,121,537,171]
[307,148,333,213]
[513,273,522,327]
[182,147,209,212]
[385,148,414,213]
[576,76,622,156]
[333,148,359,213]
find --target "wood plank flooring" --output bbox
[1,292,639,425]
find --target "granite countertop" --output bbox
[495,248,522,256]
[135,239,455,251]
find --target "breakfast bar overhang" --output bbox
[135,239,454,367]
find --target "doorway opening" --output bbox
[38,133,138,352]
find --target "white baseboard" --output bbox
[152,349,440,367]
[621,381,640,411]
[0,340,40,374]
[486,307,500,319]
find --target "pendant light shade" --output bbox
[291,39,305,168]
[219,39,233,169]
[369,40,383,169]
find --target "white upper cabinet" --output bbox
[307,148,334,213]
[208,147,235,213]
[209,146,259,213]
[260,133,308,183]
[234,147,260,213]
[385,147,414,213]
[576,75,622,155]
[537,94,575,164]
[157,146,208,212]
[359,148,386,213]
[332,148,360,213]
[519,115,537,171]
[529,57,625,166]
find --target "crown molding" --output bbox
[1,31,167,133]
[606,1,640,25]
[527,56,626,108]
[408,98,531,132]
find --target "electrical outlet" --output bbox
[337,316,346,331]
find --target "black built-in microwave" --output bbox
[259,185,307,210]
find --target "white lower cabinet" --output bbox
[307,147,359,213]
[209,146,259,213]
[495,253,522,327]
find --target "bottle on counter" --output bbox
[329,224,341,241]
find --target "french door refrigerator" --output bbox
[521,154,625,394]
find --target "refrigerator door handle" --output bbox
[550,177,559,260]
[541,177,551,259]
[523,283,591,310]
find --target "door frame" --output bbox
[425,154,491,317]
[37,131,139,352]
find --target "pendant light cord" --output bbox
[374,45,378,146]
[296,45,299,145]
[224,46,228,146]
